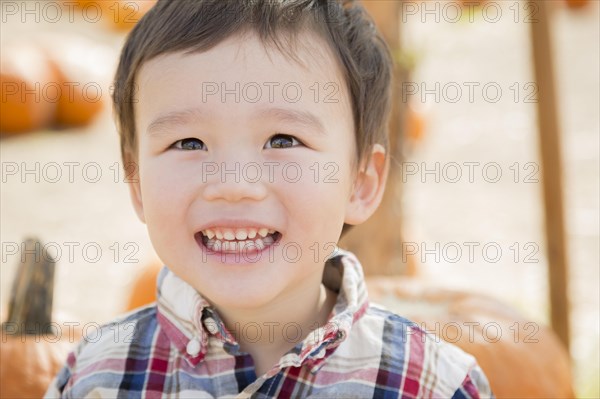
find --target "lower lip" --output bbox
[194,232,282,265]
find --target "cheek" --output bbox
[139,160,194,226]
[282,161,353,236]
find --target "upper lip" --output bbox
[197,218,280,233]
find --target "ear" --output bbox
[344,143,389,225]
[124,152,146,224]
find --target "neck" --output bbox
[216,278,337,373]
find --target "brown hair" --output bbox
[112,0,393,236]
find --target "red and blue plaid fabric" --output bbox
[45,249,494,398]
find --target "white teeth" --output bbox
[255,238,265,250]
[204,234,278,253]
[202,227,280,253]
[223,230,235,240]
[203,227,278,241]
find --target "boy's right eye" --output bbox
[171,138,206,151]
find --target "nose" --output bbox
[201,160,268,202]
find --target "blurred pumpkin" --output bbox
[104,0,156,31]
[0,43,59,135]
[70,0,156,31]
[366,276,575,398]
[70,0,97,6]
[39,34,114,127]
[126,261,163,311]
[0,238,81,398]
[565,0,589,9]
[405,103,426,143]
[1,34,114,134]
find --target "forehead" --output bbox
[134,31,353,135]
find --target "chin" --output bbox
[207,289,280,311]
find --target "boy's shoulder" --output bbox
[45,304,162,397]
[76,304,159,355]
[330,302,494,398]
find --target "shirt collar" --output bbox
[155,248,369,373]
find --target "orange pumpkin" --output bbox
[565,0,589,9]
[70,0,97,6]
[39,34,113,127]
[104,0,156,31]
[126,262,163,311]
[366,276,575,398]
[405,103,426,144]
[0,323,81,398]
[71,0,156,31]
[0,43,59,134]
[0,238,81,398]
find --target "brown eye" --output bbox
[265,134,300,149]
[172,138,206,150]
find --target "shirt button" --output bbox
[186,337,201,356]
[204,317,218,334]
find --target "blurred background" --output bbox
[1,1,598,397]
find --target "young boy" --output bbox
[46,1,494,397]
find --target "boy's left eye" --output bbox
[264,134,302,149]
[171,138,206,151]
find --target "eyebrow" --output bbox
[146,108,205,136]
[146,107,326,137]
[257,107,326,136]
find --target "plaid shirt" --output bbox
[45,249,494,398]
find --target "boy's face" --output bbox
[130,31,386,310]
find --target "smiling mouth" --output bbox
[195,230,282,254]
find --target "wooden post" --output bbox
[339,1,410,276]
[529,0,570,351]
